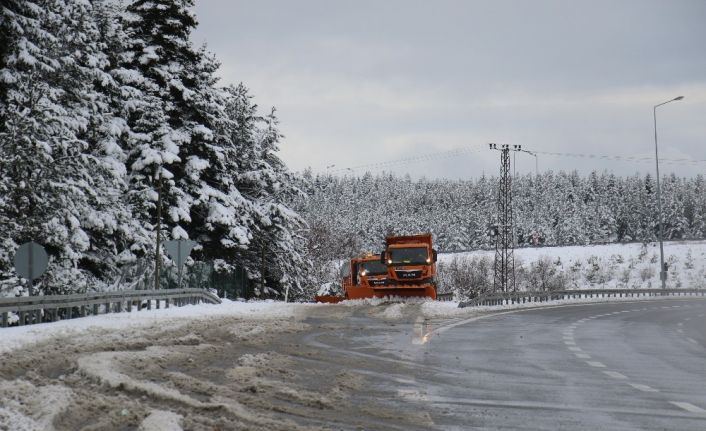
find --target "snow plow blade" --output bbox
[315,295,346,304]
[372,285,437,300]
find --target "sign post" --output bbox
[163,240,197,289]
[14,241,49,296]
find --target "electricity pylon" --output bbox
[489,143,517,293]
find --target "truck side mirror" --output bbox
[352,263,358,285]
[432,249,438,263]
[380,253,386,264]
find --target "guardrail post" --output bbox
[93,304,99,315]
[51,309,58,322]
[127,300,132,312]
[165,298,169,308]
[147,299,152,310]
[1,312,7,328]
[105,302,110,314]
[156,299,160,309]
[137,301,142,311]
[18,311,26,326]
[80,305,86,317]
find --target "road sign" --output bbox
[14,241,49,281]
[163,240,197,269]
[163,240,197,289]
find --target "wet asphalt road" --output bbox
[307,298,706,430]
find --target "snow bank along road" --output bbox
[1,298,705,430]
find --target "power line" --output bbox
[327,144,487,173]
[321,144,706,175]
[533,150,706,165]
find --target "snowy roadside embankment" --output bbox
[0,300,315,356]
[437,240,706,295]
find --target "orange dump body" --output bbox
[377,233,437,300]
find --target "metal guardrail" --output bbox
[0,288,221,327]
[458,288,706,308]
[437,292,454,301]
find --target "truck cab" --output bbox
[343,254,388,299]
[378,233,438,299]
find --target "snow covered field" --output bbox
[438,240,706,292]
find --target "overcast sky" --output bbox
[191,0,706,179]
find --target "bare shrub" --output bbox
[523,256,567,291]
[437,255,493,300]
[639,266,655,282]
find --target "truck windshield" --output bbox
[389,247,428,265]
[360,260,388,275]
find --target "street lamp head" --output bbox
[673,96,684,101]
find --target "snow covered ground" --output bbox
[1,290,703,429]
[438,240,706,291]
[0,300,330,431]
[0,300,314,356]
[1,240,704,430]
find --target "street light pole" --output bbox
[653,95,684,289]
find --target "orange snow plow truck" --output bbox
[315,234,438,303]
[377,233,438,300]
[315,254,389,303]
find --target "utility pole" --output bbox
[653,95,684,289]
[489,144,516,293]
[260,242,266,297]
[154,173,163,291]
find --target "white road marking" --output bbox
[603,371,628,379]
[677,322,683,327]
[628,383,658,392]
[575,353,591,359]
[670,402,706,414]
[402,394,706,417]
[586,361,606,368]
[564,340,576,346]
[568,346,582,352]
[687,338,698,344]
[677,329,684,334]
